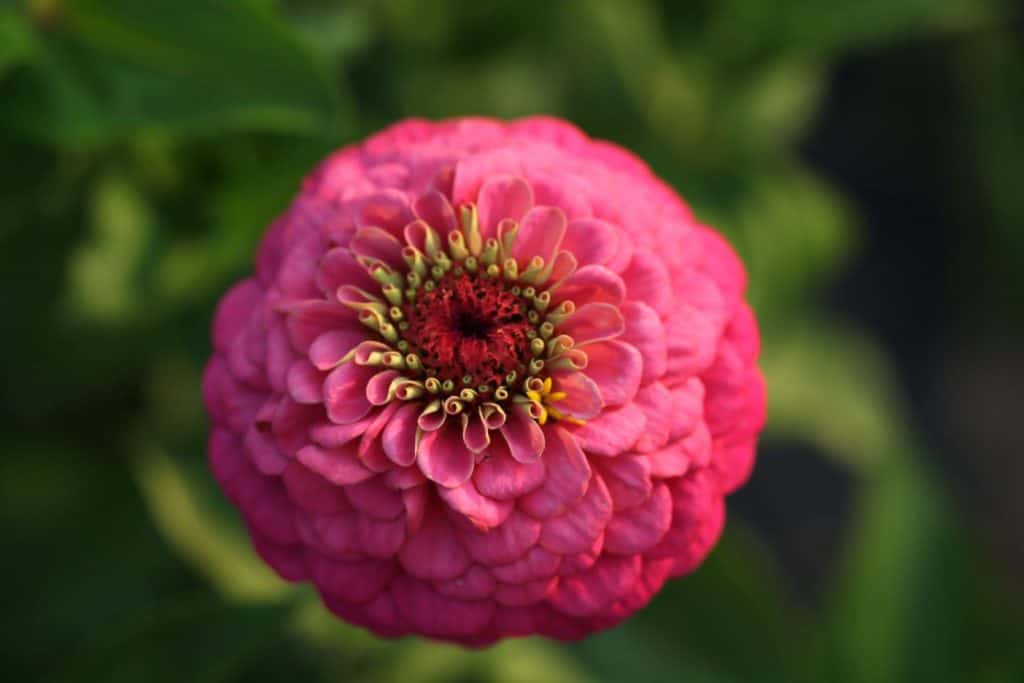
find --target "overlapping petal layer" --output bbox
[203,117,765,645]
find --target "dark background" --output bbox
[2,1,1021,681]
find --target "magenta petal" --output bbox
[553,265,626,307]
[572,402,646,456]
[365,369,401,405]
[357,514,406,558]
[604,482,672,555]
[413,190,458,234]
[620,249,672,314]
[398,506,471,581]
[310,555,395,604]
[284,300,355,352]
[310,417,372,448]
[434,565,497,600]
[212,279,260,353]
[417,422,475,488]
[647,440,693,478]
[494,577,555,607]
[349,226,406,270]
[286,360,324,404]
[620,301,668,383]
[391,574,495,639]
[381,402,419,467]
[309,329,366,370]
[323,362,376,424]
[477,175,533,237]
[512,206,567,267]
[345,476,405,520]
[596,454,653,511]
[559,302,625,345]
[439,478,513,530]
[458,509,541,565]
[492,546,561,583]
[281,461,348,514]
[297,444,374,486]
[244,425,289,475]
[500,404,545,464]
[519,428,590,519]
[581,340,642,407]
[473,442,546,501]
[538,473,612,554]
[550,370,603,421]
[547,554,642,617]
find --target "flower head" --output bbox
[203,117,766,645]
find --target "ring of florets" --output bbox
[340,203,585,426]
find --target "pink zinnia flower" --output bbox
[203,117,766,645]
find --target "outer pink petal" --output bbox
[519,427,591,519]
[603,482,672,555]
[580,340,642,407]
[620,301,668,384]
[398,506,472,581]
[571,402,646,456]
[473,441,546,501]
[458,509,542,565]
[212,279,261,353]
[547,554,642,617]
[538,474,612,555]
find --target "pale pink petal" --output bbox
[580,340,642,407]
[538,473,612,554]
[381,402,419,467]
[500,404,545,464]
[296,444,374,486]
[323,362,376,424]
[512,206,566,267]
[286,360,324,404]
[519,428,591,519]
[550,370,603,421]
[438,478,513,530]
[417,422,475,488]
[552,265,626,307]
[562,218,622,269]
[620,301,668,383]
[571,402,646,456]
[309,328,366,370]
[349,226,406,270]
[473,441,546,500]
[559,302,625,345]
[477,175,533,237]
[413,190,459,234]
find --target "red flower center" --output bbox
[402,272,534,387]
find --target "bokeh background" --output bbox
[2,1,1022,681]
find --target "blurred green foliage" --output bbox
[1,1,1021,682]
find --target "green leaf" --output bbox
[7,0,338,144]
[53,594,295,683]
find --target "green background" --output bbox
[2,1,1022,681]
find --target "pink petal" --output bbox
[546,250,578,284]
[519,428,591,519]
[457,509,541,565]
[477,175,533,237]
[296,444,374,486]
[344,476,405,520]
[417,422,475,488]
[495,577,555,607]
[413,190,458,234]
[596,454,652,511]
[439,478,513,530]
[365,369,401,405]
[603,482,672,555]
[581,340,642,407]
[310,417,372,448]
[271,398,320,456]
[310,555,395,604]
[357,514,406,558]
[286,360,324,404]
[244,424,289,475]
[473,441,546,501]
[323,362,376,424]
[559,302,625,345]
[633,382,673,453]
[297,510,359,557]
[561,218,623,269]
[462,411,490,454]
[284,300,355,352]
[547,554,642,617]
[553,265,626,307]
[500,404,545,464]
[434,565,496,600]
[550,370,603,421]
[512,206,567,267]
[309,328,366,371]
[538,473,613,554]
[391,574,495,639]
[647,441,693,478]
[281,461,348,514]
[381,402,419,467]
[620,301,668,384]
[621,249,672,314]
[354,190,414,235]
[571,402,646,456]
[398,506,472,581]
[212,279,261,353]
[252,533,307,581]
[316,247,376,296]
[349,226,406,270]
[491,546,561,583]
